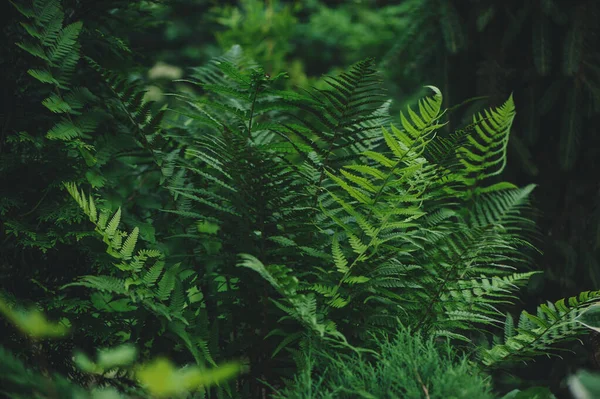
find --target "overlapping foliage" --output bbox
[384,0,600,306]
[2,1,599,398]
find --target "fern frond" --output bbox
[63,276,127,295]
[332,235,349,274]
[27,68,59,85]
[157,270,176,301]
[119,227,139,260]
[48,21,82,63]
[46,120,82,140]
[104,208,121,239]
[457,95,516,189]
[471,184,536,231]
[481,291,600,367]
[142,261,165,287]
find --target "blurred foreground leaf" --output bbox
[0,297,69,339]
[74,344,138,374]
[136,357,242,398]
[569,370,600,399]
[577,304,600,333]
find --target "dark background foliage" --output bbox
[1,0,600,398]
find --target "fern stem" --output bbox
[247,82,260,140]
[312,61,375,207]
[488,305,586,367]
[414,240,477,332]
[18,188,50,217]
[332,118,436,292]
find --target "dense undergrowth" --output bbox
[2,1,600,398]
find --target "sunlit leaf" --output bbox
[0,298,69,339]
[136,357,242,398]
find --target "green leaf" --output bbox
[501,387,556,399]
[136,357,242,398]
[332,235,349,274]
[74,344,137,375]
[16,42,48,60]
[0,297,69,339]
[73,352,99,374]
[569,370,600,399]
[49,21,83,62]
[97,344,138,370]
[10,1,34,18]
[27,68,58,85]
[382,126,405,157]
[85,170,107,189]
[326,170,371,204]
[46,120,82,140]
[42,93,72,113]
[197,220,220,235]
[105,208,121,239]
[439,2,465,53]
[477,6,496,32]
[119,227,139,260]
[559,88,580,171]
[532,14,552,76]
[576,304,600,333]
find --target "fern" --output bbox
[295,82,547,345]
[85,57,166,153]
[313,86,444,317]
[63,183,213,364]
[237,254,348,348]
[12,0,87,139]
[482,291,600,367]
[63,275,127,295]
[455,95,516,193]
[120,227,139,260]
